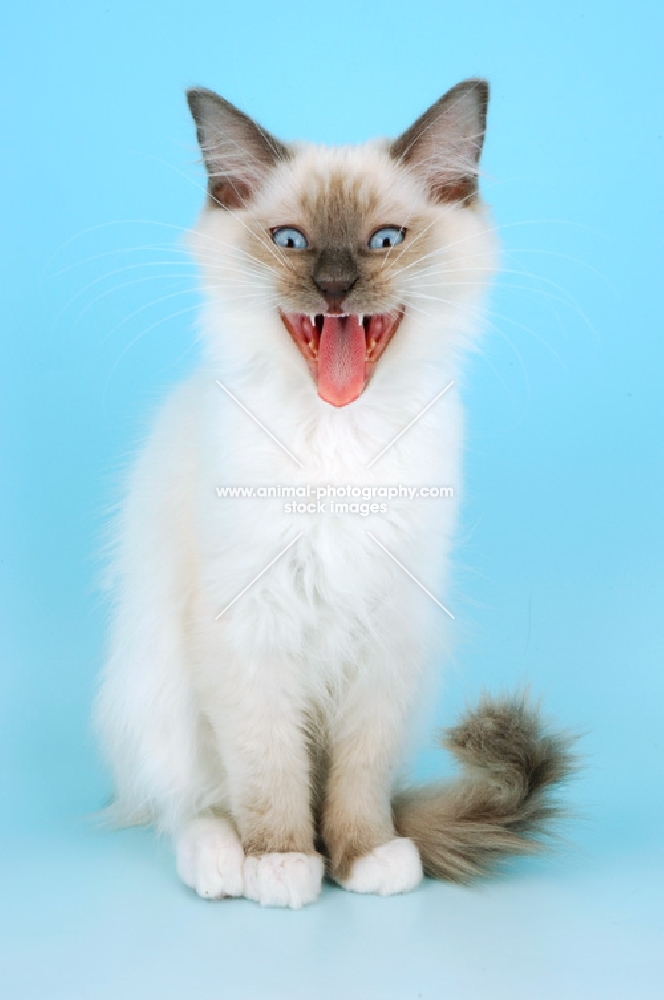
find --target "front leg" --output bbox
[322,677,423,896]
[208,653,323,909]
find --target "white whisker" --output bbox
[103,304,200,396]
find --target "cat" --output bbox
[94,79,574,908]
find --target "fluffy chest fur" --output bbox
[180,131,496,663]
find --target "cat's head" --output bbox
[187,81,494,407]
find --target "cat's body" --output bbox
[95,81,573,907]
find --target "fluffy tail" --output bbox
[393,694,576,882]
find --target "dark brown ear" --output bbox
[390,79,489,205]
[186,88,290,209]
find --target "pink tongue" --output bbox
[317,315,366,407]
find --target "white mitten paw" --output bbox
[243,852,324,909]
[341,837,423,896]
[176,817,245,899]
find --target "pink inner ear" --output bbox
[431,176,477,205]
[209,178,252,209]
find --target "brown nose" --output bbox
[313,277,358,311]
[313,248,358,312]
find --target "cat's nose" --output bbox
[313,277,358,311]
[313,249,358,312]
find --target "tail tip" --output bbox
[444,693,578,788]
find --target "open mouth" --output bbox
[280,311,405,407]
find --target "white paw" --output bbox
[243,852,324,909]
[342,837,423,896]
[176,817,245,899]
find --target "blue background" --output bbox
[2,1,663,997]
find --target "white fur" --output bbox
[176,816,245,898]
[243,853,324,909]
[94,137,497,907]
[341,838,424,896]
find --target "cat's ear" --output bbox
[186,88,289,209]
[391,79,489,205]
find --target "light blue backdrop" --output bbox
[1,2,662,998]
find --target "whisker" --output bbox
[57,262,200,321]
[399,297,532,402]
[404,263,600,347]
[96,288,202,348]
[46,243,196,281]
[404,290,567,368]
[387,217,602,282]
[46,220,282,285]
[72,273,198,328]
[143,151,295,274]
[103,304,201,395]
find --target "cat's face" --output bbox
[188,81,492,407]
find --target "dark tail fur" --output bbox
[393,694,576,882]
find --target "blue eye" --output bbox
[271,227,309,250]
[368,226,406,250]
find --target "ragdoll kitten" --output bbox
[95,79,573,908]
